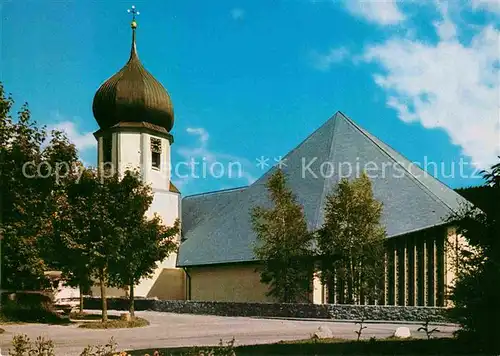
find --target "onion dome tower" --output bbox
[92,5,179,192]
[91,6,183,300]
[92,12,174,132]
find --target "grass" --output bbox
[78,316,149,329]
[129,337,489,356]
[69,312,120,321]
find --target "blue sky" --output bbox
[2,0,499,195]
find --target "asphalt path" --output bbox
[0,310,458,355]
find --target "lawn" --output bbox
[129,337,489,356]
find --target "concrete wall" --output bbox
[147,268,185,300]
[187,264,273,303]
[90,285,127,298]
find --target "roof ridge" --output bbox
[183,185,248,199]
[337,111,455,212]
[315,112,340,229]
[252,112,342,186]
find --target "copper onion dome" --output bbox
[92,18,174,132]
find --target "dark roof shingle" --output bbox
[178,112,469,267]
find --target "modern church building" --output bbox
[90,15,468,307]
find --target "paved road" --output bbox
[0,311,458,355]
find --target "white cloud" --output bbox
[471,0,500,14]
[50,120,96,154]
[363,15,500,169]
[311,47,349,71]
[230,8,245,20]
[174,127,256,189]
[433,2,457,41]
[342,0,405,25]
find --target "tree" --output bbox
[251,169,313,303]
[0,83,78,290]
[449,158,500,352]
[49,167,124,322]
[106,171,179,317]
[317,173,386,304]
[50,168,179,321]
[45,164,95,313]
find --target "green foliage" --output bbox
[132,337,480,356]
[0,83,78,290]
[0,292,68,324]
[188,338,236,356]
[455,185,495,216]
[448,158,500,352]
[106,171,179,316]
[48,167,179,321]
[9,334,55,356]
[251,169,314,303]
[48,167,122,322]
[417,317,440,340]
[317,173,386,304]
[0,82,178,324]
[79,338,117,356]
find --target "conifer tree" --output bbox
[251,169,313,303]
[449,158,500,352]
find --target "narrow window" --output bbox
[151,138,162,169]
[102,135,112,164]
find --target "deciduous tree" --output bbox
[106,171,179,317]
[0,83,78,290]
[317,173,386,304]
[251,169,313,303]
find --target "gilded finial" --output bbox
[127,5,140,28]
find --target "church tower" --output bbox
[92,7,183,299]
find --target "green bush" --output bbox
[9,334,55,356]
[0,292,67,324]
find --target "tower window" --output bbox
[151,138,162,169]
[103,135,112,164]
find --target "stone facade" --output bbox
[83,297,449,322]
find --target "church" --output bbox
[90,13,468,307]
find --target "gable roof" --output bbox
[177,112,469,267]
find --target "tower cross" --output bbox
[127,5,140,23]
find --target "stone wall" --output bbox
[83,297,450,322]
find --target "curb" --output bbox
[254,317,458,327]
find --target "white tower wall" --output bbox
[94,128,184,300]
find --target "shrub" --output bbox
[80,338,117,356]
[0,292,67,324]
[192,338,236,356]
[9,334,55,356]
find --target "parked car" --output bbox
[44,271,80,314]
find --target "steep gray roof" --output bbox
[177,112,469,267]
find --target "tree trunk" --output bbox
[79,284,84,314]
[129,280,135,318]
[99,270,108,323]
[348,259,354,304]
